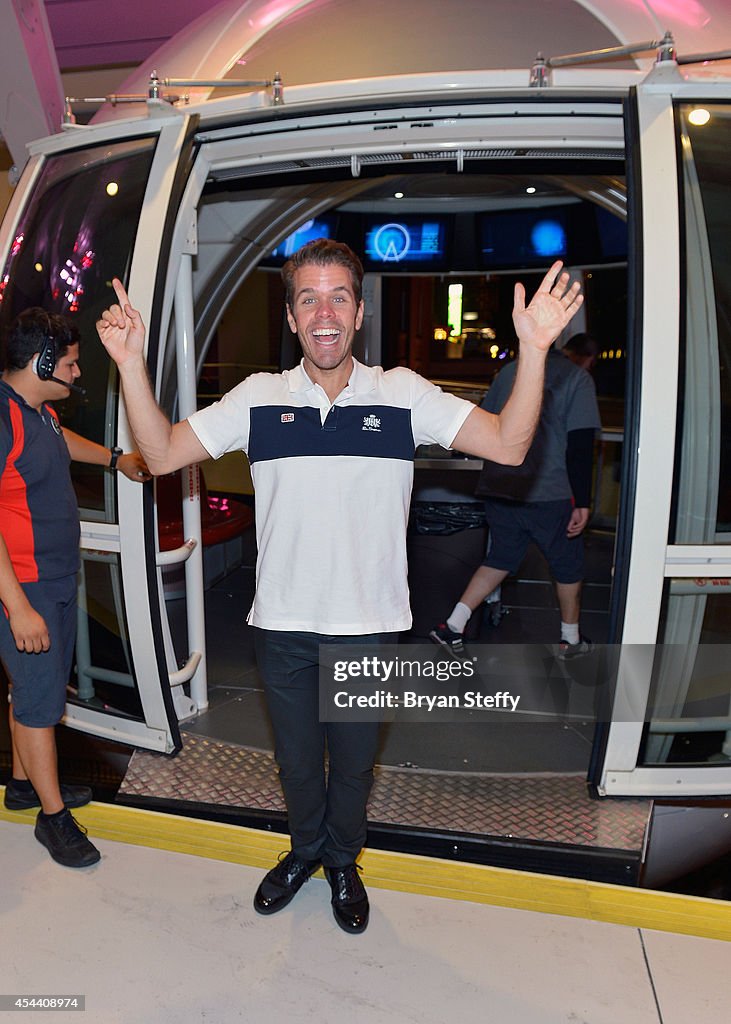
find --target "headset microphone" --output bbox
[48,375,87,396]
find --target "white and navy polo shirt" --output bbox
[187,359,473,634]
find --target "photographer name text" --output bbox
[332,690,520,712]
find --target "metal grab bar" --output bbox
[169,651,203,687]
[75,666,134,689]
[669,578,731,596]
[156,538,198,567]
[649,717,731,733]
[75,654,203,692]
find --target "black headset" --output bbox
[33,317,58,382]
[32,313,86,395]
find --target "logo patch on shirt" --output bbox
[362,413,381,432]
[281,412,295,423]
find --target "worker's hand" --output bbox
[9,604,50,653]
[117,451,152,482]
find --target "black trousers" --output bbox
[254,629,397,867]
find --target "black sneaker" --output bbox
[558,635,593,661]
[4,780,93,811]
[253,851,321,915]
[429,623,466,659]
[34,809,101,868]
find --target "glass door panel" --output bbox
[599,86,731,796]
[641,101,731,771]
[0,136,157,519]
[0,120,190,751]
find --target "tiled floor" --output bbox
[2,817,729,1024]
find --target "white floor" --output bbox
[1,818,729,1024]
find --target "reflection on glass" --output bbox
[642,589,731,767]
[0,137,157,522]
[70,551,143,721]
[674,104,731,540]
[641,106,731,770]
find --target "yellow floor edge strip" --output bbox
[3,793,730,943]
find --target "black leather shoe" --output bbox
[4,780,93,811]
[324,864,369,934]
[254,851,321,915]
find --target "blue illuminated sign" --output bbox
[530,219,567,258]
[372,223,411,261]
[364,218,447,267]
[480,207,572,268]
[269,217,335,260]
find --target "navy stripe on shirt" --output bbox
[248,405,415,464]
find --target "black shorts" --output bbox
[481,498,584,584]
[0,575,77,728]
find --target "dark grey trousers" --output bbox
[254,629,396,867]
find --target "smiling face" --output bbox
[286,264,364,395]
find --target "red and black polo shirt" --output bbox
[0,380,80,582]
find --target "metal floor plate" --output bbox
[119,733,650,851]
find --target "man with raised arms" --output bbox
[96,239,582,933]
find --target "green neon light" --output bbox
[447,283,463,337]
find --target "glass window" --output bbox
[0,137,157,520]
[71,551,144,721]
[671,104,731,542]
[642,104,731,769]
[641,586,731,767]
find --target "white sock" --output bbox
[447,602,472,634]
[561,621,580,644]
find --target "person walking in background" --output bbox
[431,336,601,658]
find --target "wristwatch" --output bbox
[109,446,123,470]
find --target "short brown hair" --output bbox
[281,238,364,308]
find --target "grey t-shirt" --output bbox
[476,350,601,503]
